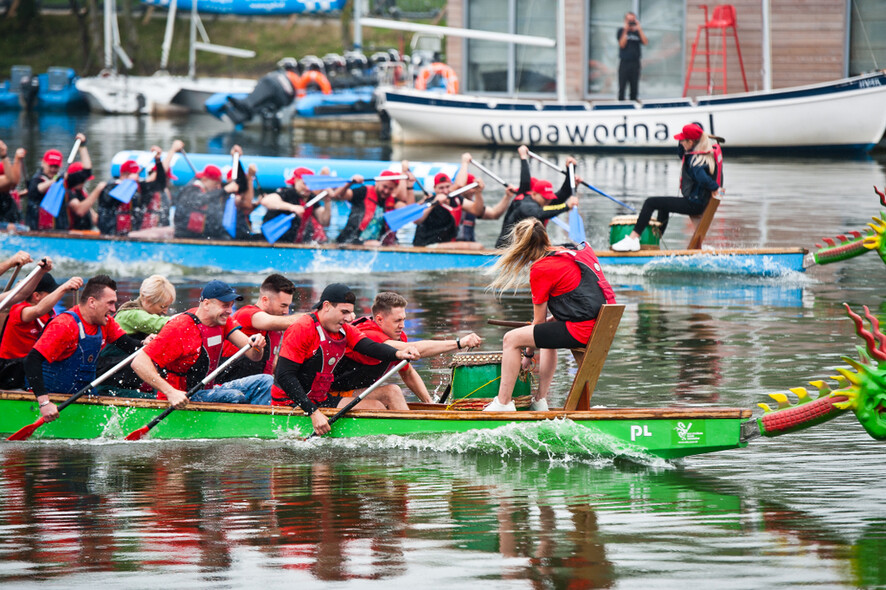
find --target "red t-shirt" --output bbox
[33,306,127,363]
[529,252,596,343]
[0,301,53,360]
[144,309,240,391]
[345,317,410,371]
[277,314,366,364]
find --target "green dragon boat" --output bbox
[3,303,883,460]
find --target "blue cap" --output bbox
[200,280,243,303]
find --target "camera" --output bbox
[628,19,637,26]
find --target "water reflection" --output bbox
[2,444,884,587]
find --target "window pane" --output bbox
[515,0,557,94]
[587,0,626,96]
[466,0,510,93]
[849,0,886,75]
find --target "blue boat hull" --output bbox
[110,151,461,191]
[1,232,807,276]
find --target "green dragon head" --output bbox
[834,304,886,439]
[868,187,886,265]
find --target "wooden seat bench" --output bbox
[687,191,721,249]
[562,303,625,411]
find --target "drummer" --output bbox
[485,218,616,412]
[611,123,722,252]
[330,291,482,402]
[271,283,419,436]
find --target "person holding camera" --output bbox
[616,12,648,101]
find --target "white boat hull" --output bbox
[76,73,255,115]
[378,72,886,151]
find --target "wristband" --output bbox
[522,347,535,359]
[39,400,51,408]
[456,337,462,350]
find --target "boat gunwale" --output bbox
[11,230,808,258]
[0,390,753,421]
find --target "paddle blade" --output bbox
[124,425,150,441]
[109,179,138,204]
[222,194,237,238]
[261,213,295,244]
[40,181,65,217]
[569,207,587,244]
[302,175,350,191]
[383,203,429,232]
[6,417,45,441]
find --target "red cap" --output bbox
[378,170,400,178]
[466,173,476,184]
[225,169,233,182]
[285,166,314,185]
[120,160,141,175]
[43,149,63,166]
[65,162,94,187]
[674,123,704,141]
[434,172,451,186]
[0,163,4,175]
[196,165,223,181]
[531,178,556,200]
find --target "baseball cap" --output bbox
[378,170,401,180]
[43,149,63,166]
[65,162,94,187]
[120,160,141,175]
[312,283,355,309]
[35,273,59,293]
[285,167,314,185]
[465,173,476,183]
[531,178,556,200]
[674,123,704,141]
[434,172,451,186]
[196,165,223,181]
[200,280,243,302]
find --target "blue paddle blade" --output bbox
[222,194,237,238]
[109,179,138,204]
[40,180,65,218]
[302,175,350,191]
[383,202,429,233]
[261,213,295,244]
[569,207,587,244]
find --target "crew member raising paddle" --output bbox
[485,218,616,412]
[271,283,419,436]
[611,123,723,252]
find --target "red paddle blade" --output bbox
[124,426,150,441]
[7,417,46,441]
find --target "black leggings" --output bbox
[533,321,585,349]
[634,196,706,235]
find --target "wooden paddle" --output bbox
[179,149,199,177]
[0,260,45,313]
[527,150,636,212]
[7,347,143,441]
[40,138,82,218]
[469,159,509,188]
[488,319,530,328]
[3,263,22,294]
[123,340,256,441]
[261,190,329,244]
[305,359,408,440]
[383,182,479,232]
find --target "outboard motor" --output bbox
[19,72,39,111]
[223,71,296,128]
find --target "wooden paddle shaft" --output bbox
[487,319,530,328]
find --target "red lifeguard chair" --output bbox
[682,5,749,97]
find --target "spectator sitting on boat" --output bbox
[0,259,82,389]
[23,275,144,423]
[452,152,514,245]
[611,123,722,252]
[94,275,177,396]
[219,273,303,382]
[97,139,183,237]
[172,164,230,240]
[332,164,413,246]
[485,218,616,412]
[494,145,579,248]
[26,133,101,231]
[0,141,26,230]
[131,280,272,408]
[330,291,482,403]
[271,283,419,436]
[260,166,331,243]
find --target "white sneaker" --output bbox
[529,398,549,412]
[611,235,640,252]
[483,397,517,412]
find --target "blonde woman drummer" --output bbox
[486,218,616,412]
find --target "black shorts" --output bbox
[318,394,344,408]
[533,321,585,349]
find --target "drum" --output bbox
[446,351,532,410]
[609,215,662,249]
